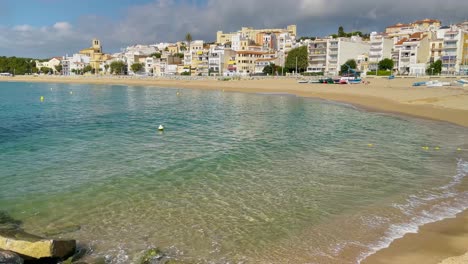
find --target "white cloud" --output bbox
[1,0,468,57]
[53,22,72,31]
[13,25,33,31]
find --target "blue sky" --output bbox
[0,0,152,26]
[1,0,467,58]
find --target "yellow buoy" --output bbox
[457,148,462,151]
[158,124,164,131]
[40,96,44,102]
[434,147,440,150]
[367,144,374,147]
[176,92,180,96]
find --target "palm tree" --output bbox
[185,33,193,75]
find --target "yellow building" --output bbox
[235,51,275,75]
[167,45,179,54]
[411,19,441,31]
[79,39,111,71]
[462,32,468,74]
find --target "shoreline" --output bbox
[1,75,468,263]
[1,75,468,128]
[362,209,468,264]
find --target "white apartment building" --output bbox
[397,33,430,75]
[61,54,90,75]
[307,39,327,73]
[277,33,296,52]
[208,46,225,75]
[254,58,276,74]
[368,32,394,71]
[326,37,370,75]
[441,28,465,74]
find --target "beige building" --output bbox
[411,19,441,31]
[217,25,296,45]
[79,39,112,71]
[235,50,275,75]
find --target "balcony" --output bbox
[310,52,327,56]
[310,57,326,62]
[444,45,457,49]
[370,46,382,51]
[329,45,338,49]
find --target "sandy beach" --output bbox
[1,75,467,264]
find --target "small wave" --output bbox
[357,159,468,264]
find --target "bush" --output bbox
[366,70,392,76]
[180,72,190,76]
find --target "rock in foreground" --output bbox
[0,249,24,264]
[0,229,75,260]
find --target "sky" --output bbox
[1,0,467,58]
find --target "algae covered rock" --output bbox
[0,229,76,259]
[0,250,24,264]
[139,248,163,264]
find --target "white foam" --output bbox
[357,159,468,264]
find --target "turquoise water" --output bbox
[0,81,467,263]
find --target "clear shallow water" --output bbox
[0,82,467,263]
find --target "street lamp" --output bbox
[431,67,434,76]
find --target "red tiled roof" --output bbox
[396,38,408,45]
[409,32,423,39]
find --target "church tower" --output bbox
[92,38,102,53]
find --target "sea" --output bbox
[0,81,467,264]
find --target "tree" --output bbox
[185,32,193,75]
[378,58,394,71]
[131,63,144,73]
[340,59,357,75]
[426,59,442,75]
[104,64,110,73]
[150,52,162,58]
[262,64,274,75]
[40,67,51,74]
[285,46,308,73]
[55,64,63,74]
[185,32,192,49]
[338,26,346,37]
[83,65,93,73]
[110,61,127,75]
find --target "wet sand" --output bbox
[1,75,468,263]
[362,210,468,264]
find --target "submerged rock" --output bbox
[0,229,76,260]
[44,224,81,237]
[139,248,163,264]
[0,249,24,264]
[0,211,22,232]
